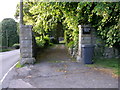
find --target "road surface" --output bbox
[0,49,20,81]
[3,45,118,88]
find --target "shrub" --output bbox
[35,37,45,48]
[13,43,20,49]
[67,41,74,48]
[44,36,50,47]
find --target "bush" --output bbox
[0,49,10,52]
[44,36,50,47]
[67,41,74,48]
[13,43,20,49]
[36,37,45,48]
[35,36,51,48]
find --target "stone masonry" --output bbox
[77,25,95,62]
[20,25,35,65]
[77,25,119,60]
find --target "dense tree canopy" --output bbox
[0,18,19,47]
[15,2,120,49]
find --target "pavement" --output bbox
[2,45,118,88]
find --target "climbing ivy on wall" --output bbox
[90,2,120,48]
[15,2,120,50]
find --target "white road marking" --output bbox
[0,61,18,83]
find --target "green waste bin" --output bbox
[82,44,95,64]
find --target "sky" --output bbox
[0,0,19,22]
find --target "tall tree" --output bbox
[0,18,19,47]
[15,2,120,50]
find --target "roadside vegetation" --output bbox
[15,2,119,51]
[0,43,20,52]
[0,18,19,52]
[15,61,24,68]
[0,48,11,52]
[86,58,119,77]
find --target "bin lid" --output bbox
[81,44,95,47]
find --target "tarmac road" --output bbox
[0,49,20,81]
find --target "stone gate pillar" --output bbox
[77,25,95,62]
[19,0,35,65]
[20,25,35,65]
[77,25,82,61]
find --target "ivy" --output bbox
[15,2,120,49]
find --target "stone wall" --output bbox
[20,25,35,65]
[94,37,120,59]
[103,47,119,58]
[75,24,120,62]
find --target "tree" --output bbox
[0,21,3,47]
[15,2,120,50]
[0,18,19,47]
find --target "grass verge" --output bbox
[86,58,119,77]
[0,49,11,52]
[15,61,24,68]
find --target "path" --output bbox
[2,45,118,88]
